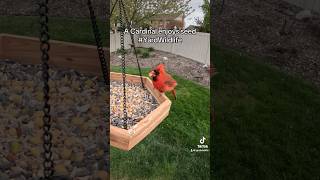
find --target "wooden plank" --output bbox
[131,100,170,137]
[1,34,108,76]
[110,126,130,150]
[0,34,3,59]
[128,100,171,150]
[110,72,148,84]
[130,108,170,149]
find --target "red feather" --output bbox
[149,64,177,100]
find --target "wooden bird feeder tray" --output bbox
[110,72,171,151]
[0,34,172,151]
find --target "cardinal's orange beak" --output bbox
[149,71,155,78]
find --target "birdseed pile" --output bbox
[110,81,158,129]
[0,60,108,179]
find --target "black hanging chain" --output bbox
[39,0,54,178]
[118,1,129,129]
[119,0,145,89]
[87,0,110,171]
[110,0,146,128]
[87,0,109,85]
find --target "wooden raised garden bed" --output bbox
[0,33,171,151]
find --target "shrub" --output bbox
[141,51,150,58]
[147,47,155,52]
[135,48,142,55]
[116,48,127,55]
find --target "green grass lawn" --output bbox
[111,67,210,180]
[1,16,210,179]
[212,46,320,179]
[0,16,107,45]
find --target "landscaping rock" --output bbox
[70,167,90,177]
[76,104,91,113]
[0,60,109,178]
[10,141,22,154]
[0,172,9,180]
[0,157,11,171]
[55,163,69,177]
[93,170,109,180]
[60,148,72,160]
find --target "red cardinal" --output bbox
[149,64,177,100]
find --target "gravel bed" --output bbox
[111,80,158,129]
[0,60,109,179]
[111,50,210,87]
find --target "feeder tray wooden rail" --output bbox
[111,72,171,151]
[0,34,172,151]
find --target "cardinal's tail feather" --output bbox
[172,89,177,100]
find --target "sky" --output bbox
[185,0,205,28]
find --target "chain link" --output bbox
[87,0,109,85]
[119,0,145,89]
[39,0,54,178]
[87,0,110,171]
[118,1,129,129]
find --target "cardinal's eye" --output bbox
[154,70,160,75]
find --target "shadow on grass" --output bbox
[0,16,107,45]
[212,45,320,179]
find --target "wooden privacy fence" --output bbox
[110,32,211,65]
